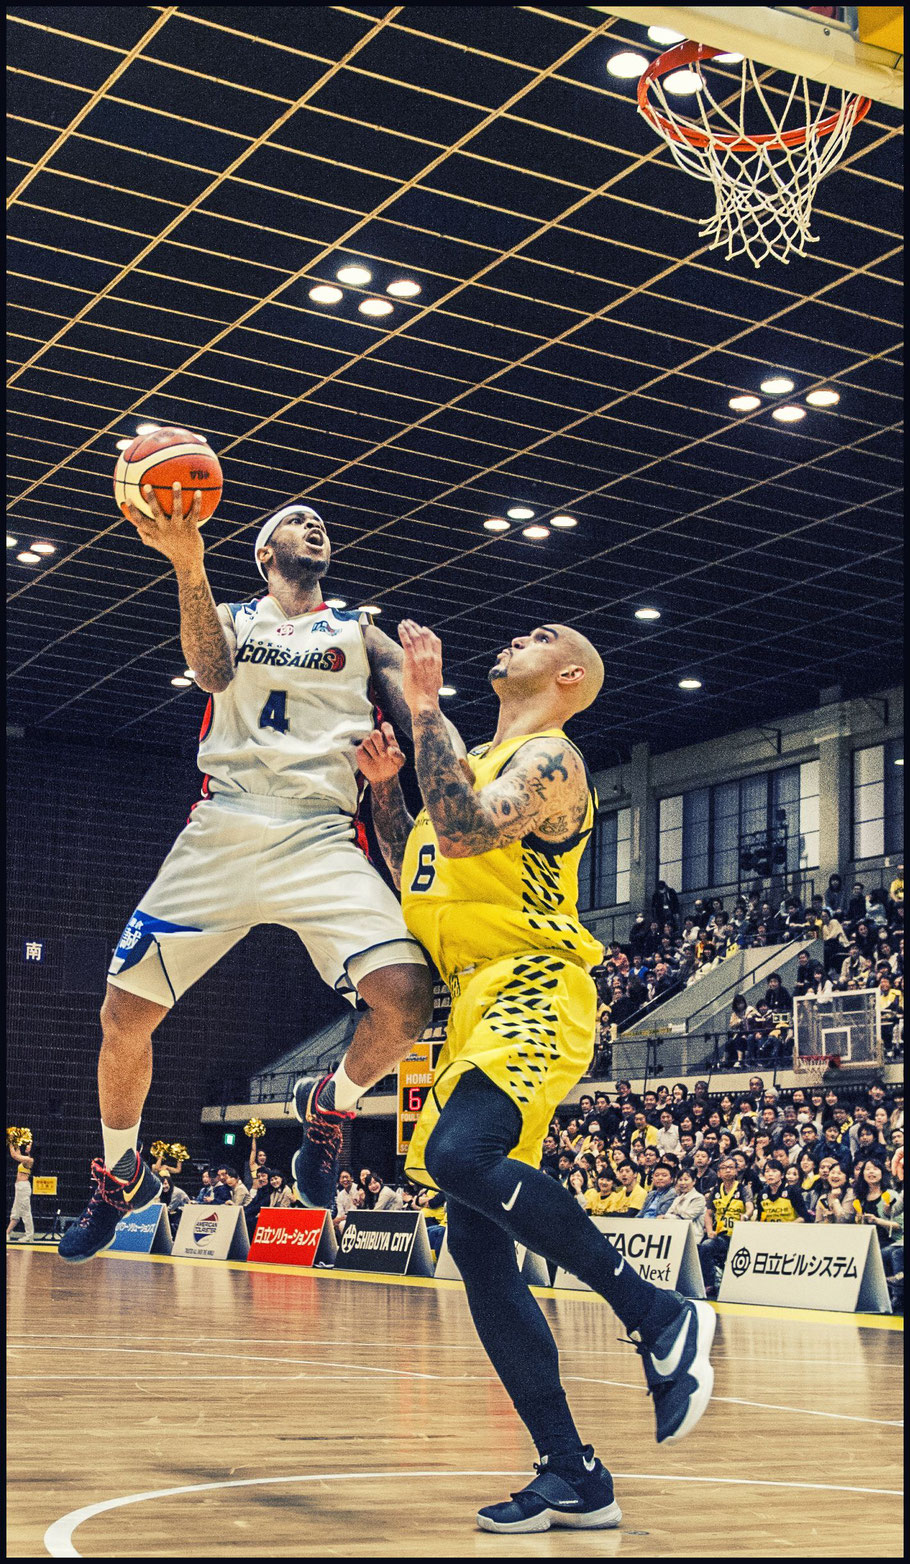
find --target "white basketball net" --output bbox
[640,53,870,268]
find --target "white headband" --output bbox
[254,505,325,580]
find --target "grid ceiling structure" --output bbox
[7,5,904,769]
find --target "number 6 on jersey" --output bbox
[409,843,437,893]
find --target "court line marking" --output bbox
[7,1343,440,1380]
[562,1377,903,1427]
[43,1470,905,1557]
[11,1371,903,1424]
[9,1346,902,1426]
[10,1246,903,1330]
[9,1329,897,1368]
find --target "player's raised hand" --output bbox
[398,620,444,714]
[126,482,204,568]
[355,722,406,784]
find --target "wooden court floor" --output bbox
[7,1247,903,1558]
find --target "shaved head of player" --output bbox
[489,624,604,719]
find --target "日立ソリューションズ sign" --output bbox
[248,1207,336,1267]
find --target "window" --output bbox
[683,788,709,892]
[798,760,820,870]
[578,808,631,911]
[661,764,822,896]
[853,740,904,859]
[658,796,683,893]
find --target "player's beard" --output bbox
[270,538,329,583]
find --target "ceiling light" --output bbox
[439,685,457,697]
[894,757,904,767]
[16,551,41,564]
[309,284,343,305]
[358,298,393,317]
[805,388,840,407]
[183,669,195,680]
[135,422,160,435]
[648,26,685,44]
[7,535,18,549]
[550,514,577,528]
[325,596,347,608]
[635,607,661,621]
[729,394,761,411]
[336,265,372,286]
[30,541,56,555]
[507,506,535,520]
[115,438,133,451]
[358,605,381,614]
[522,525,550,540]
[715,52,744,64]
[171,676,193,688]
[607,51,649,78]
[771,405,806,423]
[386,279,421,298]
[484,517,510,532]
[760,375,795,394]
[664,69,704,94]
[679,678,702,690]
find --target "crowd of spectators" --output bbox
[541,1076,903,1310]
[590,866,904,1072]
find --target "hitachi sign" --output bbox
[609,1231,673,1261]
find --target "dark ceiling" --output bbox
[7,6,903,771]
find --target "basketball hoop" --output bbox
[793,1052,842,1087]
[637,41,871,267]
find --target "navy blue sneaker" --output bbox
[629,1294,716,1444]
[57,1155,162,1263]
[291,1074,354,1209]
[477,1447,621,1534]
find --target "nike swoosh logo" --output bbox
[613,1258,625,1277]
[501,1181,522,1212]
[651,1313,691,1377]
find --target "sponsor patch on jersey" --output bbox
[311,619,337,635]
[275,624,295,637]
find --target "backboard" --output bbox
[590,5,903,107]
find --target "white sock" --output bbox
[102,1120,141,1180]
[330,1059,364,1113]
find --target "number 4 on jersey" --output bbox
[259,690,289,734]
[410,843,437,893]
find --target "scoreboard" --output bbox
[396,979,450,1155]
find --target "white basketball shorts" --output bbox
[107,793,426,1008]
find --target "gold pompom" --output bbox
[170,1143,189,1163]
[7,1127,22,1148]
[244,1118,266,1139]
[150,1140,170,1160]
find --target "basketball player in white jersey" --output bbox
[59,483,452,1259]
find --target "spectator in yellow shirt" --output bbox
[611,1163,647,1215]
[631,1110,659,1148]
[585,1172,620,1216]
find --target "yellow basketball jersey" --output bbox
[400,728,603,986]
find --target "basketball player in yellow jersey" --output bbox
[358,621,717,1535]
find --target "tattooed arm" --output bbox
[413,711,586,858]
[398,621,587,858]
[355,723,414,890]
[125,483,234,693]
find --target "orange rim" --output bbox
[638,39,871,153]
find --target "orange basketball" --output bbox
[114,426,223,525]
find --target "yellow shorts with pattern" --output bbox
[404,951,596,1189]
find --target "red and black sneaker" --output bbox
[291,1075,354,1210]
[58,1155,162,1263]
